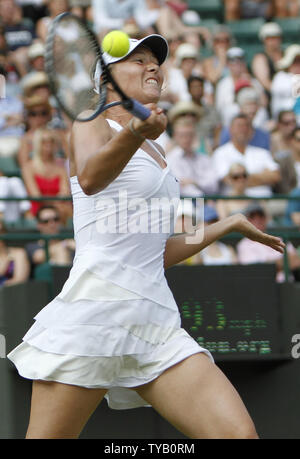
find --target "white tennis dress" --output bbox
[8,119,212,410]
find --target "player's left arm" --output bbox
[164,213,285,269]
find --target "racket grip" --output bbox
[124,99,151,120]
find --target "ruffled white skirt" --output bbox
[7,268,213,410]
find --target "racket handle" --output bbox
[123,99,151,120]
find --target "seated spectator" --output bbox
[251,22,283,97]
[224,0,273,21]
[0,220,30,286]
[0,169,31,224]
[0,0,36,76]
[21,71,50,100]
[216,163,253,219]
[215,47,265,127]
[273,0,299,17]
[20,41,45,90]
[202,25,233,86]
[25,205,75,267]
[166,100,204,153]
[285,187,300,227]
[190,205,238,266]
[271,110,297,155]
[271,44,300,120]
[187,75,222,152]
[237,202,300,282]
[91,0,142,38]
[18,96,68,167]
[167,118,219,197]
[21,128,71,223]
[219,86,270,150]
[213,114,281,197]
[36,0,69,42]
[271,119,299,195]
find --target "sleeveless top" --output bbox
[26,119,182,357]
[31,174,61,215]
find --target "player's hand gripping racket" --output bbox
[45,12,151,122]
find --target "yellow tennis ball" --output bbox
[101,30,130,57]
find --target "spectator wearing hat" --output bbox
[165,42,205,103]
[271,44,300,120]
[237,202,300,282]
[186,75,222,152]
[167,117,219,197]
[219,86,270,150]
[21,71,50,99]
[202,25,233,86]
[251,23,283,96]
[19,44,46,98]
[215,47,264,126]
[166,99,205,153]
[213,114,280,197]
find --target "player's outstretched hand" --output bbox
[129,104,167,140]
[231,213,286,254]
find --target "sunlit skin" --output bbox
[109,48,164,108]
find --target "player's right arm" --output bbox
[70,105,166,195]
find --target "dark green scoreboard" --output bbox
[166,264,285,361]
[47,263,291,361]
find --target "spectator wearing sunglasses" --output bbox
[25,205,75,268]
[216,163,253,219]
[18,96,69,168]
[213,114,280,197]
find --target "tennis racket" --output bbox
[45,12,151,122]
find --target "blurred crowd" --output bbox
[0,0,300,286]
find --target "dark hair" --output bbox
[278,110,296,123]
[230,113,250,125]
[187,75,205,89]
[36,205,59,222]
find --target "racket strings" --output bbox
[51,17,103,119]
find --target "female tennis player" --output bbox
[8,34,284,439]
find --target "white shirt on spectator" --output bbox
[167,146,219,197]
[0,176,30,223]
[271,71,296,121]
[92,0,147,33]
[212,142,279,197]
